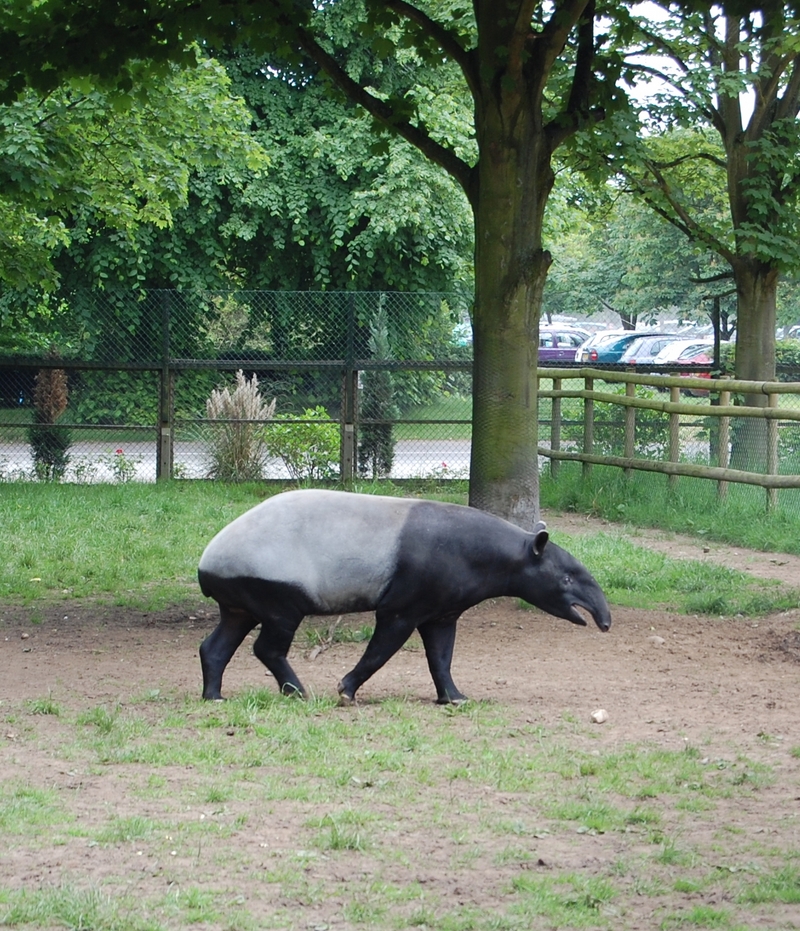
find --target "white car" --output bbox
[651,338,715,365]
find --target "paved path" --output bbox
[0,438,473,482]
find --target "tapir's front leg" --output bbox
[337,612,417,702]
[418,615,467,704]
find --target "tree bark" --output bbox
[729,258,779,470]
[468,132,555,527]
[463,0,592,528]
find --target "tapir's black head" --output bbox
[520,522,611,632]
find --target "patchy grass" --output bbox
[546,530,798,617]
[541,462,800,557]
[1,687,797,930]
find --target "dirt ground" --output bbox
[2,512,800,929]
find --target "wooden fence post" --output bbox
[624,381,635,477]
[767,392,779,511]
[718,388,731,501]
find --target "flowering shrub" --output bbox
[100,447,141,483]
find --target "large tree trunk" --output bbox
[295,0,595,528]
[730,258,779,471]
[467,79,556,529]
[469,241,551,528]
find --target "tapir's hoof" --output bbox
[437,694,468,706]
[336,681,356,705]
[280,683,306,699]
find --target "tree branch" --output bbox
[621,58,720,130]
[566,0,595,117]
[648,151,727,171]
[381,0,479,96]
[689,272,734,284]
[537,0,592,77]
[624,159,736,266]
[773,55,800,126]
[508,0,539,85]
[291,23,475,199]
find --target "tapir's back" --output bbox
[198,489,418,611]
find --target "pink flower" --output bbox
[441,462,448,469]
[115,448,123,455]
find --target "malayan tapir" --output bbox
[197,489,611,703]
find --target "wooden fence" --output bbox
[538,367,800,510]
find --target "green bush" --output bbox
[71,371,158,425]
[27,423,71,481]
[720,338,800,379]
[263,407,340,481]
[776,338,800,379]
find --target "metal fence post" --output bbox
[341,294,357,485]
[157,292,173,481]
[341,368,357,485]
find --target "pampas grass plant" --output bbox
[206,370,276,481]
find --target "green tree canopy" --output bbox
[0,55,265,291]
[0,0,629,525]
[606,2,800,390]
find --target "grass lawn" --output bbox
[0,481,796,617]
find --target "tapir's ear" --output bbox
[531,521,549,556]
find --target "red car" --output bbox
[676,345,714,395]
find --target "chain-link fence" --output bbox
[3,289,800,520]
[0,290,472,483]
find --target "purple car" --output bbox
[538,327,590,363]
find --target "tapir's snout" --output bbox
[593,606,612,632]
[565,593,612,632]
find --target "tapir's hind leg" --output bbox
[200,605,257,700]
[418,614,467,704]
[252,619,307,698]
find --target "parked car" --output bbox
[676,345,719,396]
[574,329,652,364]
[651,338,714,366]
[617,334,684,365]
[538,326,590,363]
[650,339,718,395]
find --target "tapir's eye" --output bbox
[563,574,571,587]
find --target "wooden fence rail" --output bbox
[537,367,800,509]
